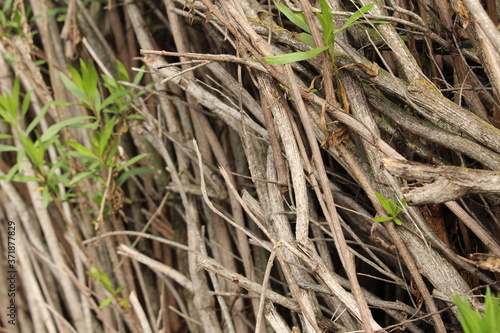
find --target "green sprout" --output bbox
[373,192,407,226]
[88,268,129,309]
[260,1,388,65]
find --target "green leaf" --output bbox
[117,167,154,187]
[275,2,310,33]
[317,0,334,45]
[40,116,93,143]
[375,192,396,216]
[10,76,20,117]
[9,174,40,182]
[25,103,50,135]
[393,218,403,226]
[298,33,315,47]
[100,274,113,291]
[0,163,19,182]
[100,120,116,152]
[261,46,329,64]
[453,294,483,333]
[104,138,120,167]
[484,287,500,332]
[126,114,145,120]
[334,3,376,38]
[99,296,114,309]
[92,90,102,114]
[101,89,131,110]
[394,198,407,215]
[81,60,98,101]
[19,135,44,167]
[42,186,50,208]
[373,216,394,223]
[66,140,99,161]
[115,153,148,172]
[69,171,95,185]
[60,71,90,105]
[117,60,130,82]
[67,66,83,88]
[0,144,18,152]
[345,3,374,28]
[21,89,33,117]
[132,65,146,85]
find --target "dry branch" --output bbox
[383,158,500,204]
[3,0,500,332]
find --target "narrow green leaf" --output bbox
[99,297,114,309]
[67,65,83,88]
[10,77,20,117]
[453,294,483,333]
[101,90,130,110]
[126,114,145,120]
[66,140,99,161]
[132,65,146,85]
[92,91,102,114]
[117,167,154,187]
[104,138,120,167]
[275,2,310,33]
[40,116,93,143]
[21,89,33,117]
[393,218,403,226]
[373,216,394,223]
[115,153,148,172]
[117,60,130,81]
[42,186,50,208]
[100,120,116,150]
[318,0,334,42]
[262,46,329,64]
[83,61,98,100]
[394,198,407,216]
[69,171,95,185]
[0,144,18,152]
[334,3,376,38]
[26,103,50,135]
[60,72,90,104]
[100,274,113,291]
[0,163,19,182]
[345,3,374,28]
[298,33,315,47]
[484,287,500,332]
[19,135,44,167]
[375,192,396,216]
[9,174,40,182]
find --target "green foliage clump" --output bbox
[261,1,388,64]
[0,59,152,209]
[453,287,500,333]
[88,268,129,309]
[373,192,407,226]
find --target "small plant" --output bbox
[0,60,152,211]
[373,192,407,226]
[453,287,500,333]
[261,1,388,64]
[0,76,90,206]
[60,60,153,215]
[88,268,129,309]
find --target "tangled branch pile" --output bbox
[0,0,499,332]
